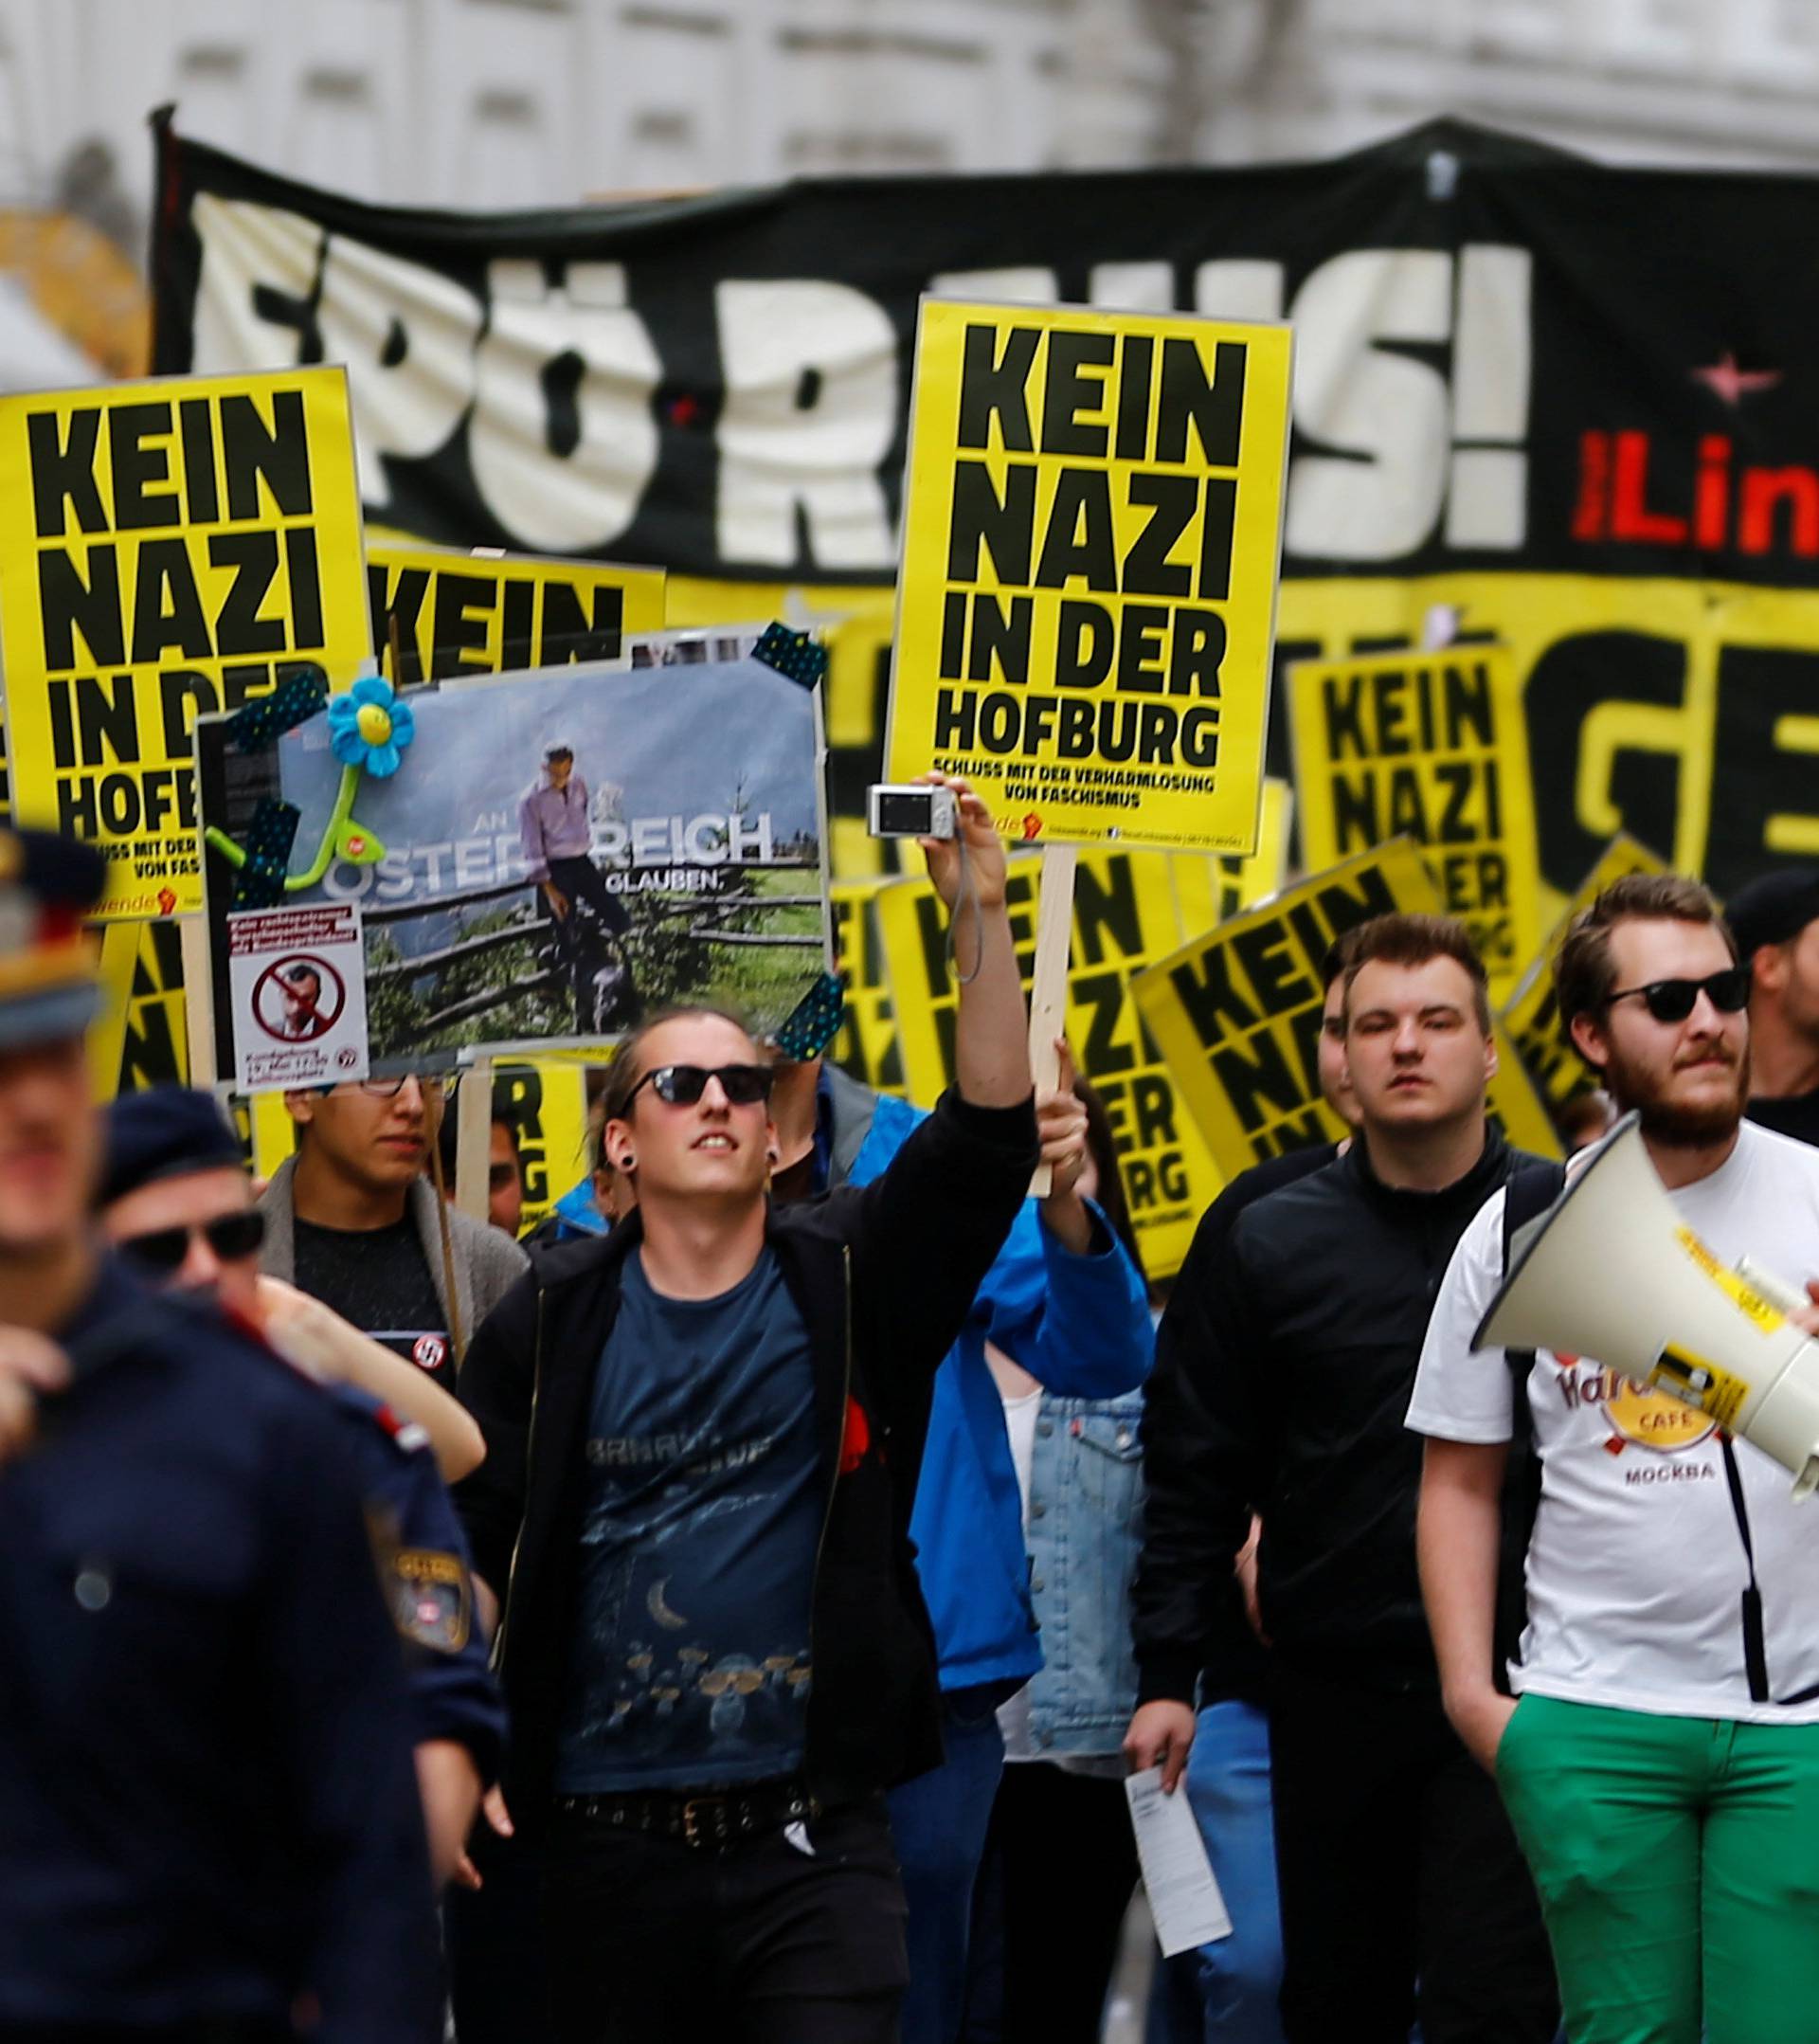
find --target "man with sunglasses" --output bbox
[456,775,1037,2044]
[261,1072,528,1392]
[98,1084,505,1890]
[1413,873,1819,2044]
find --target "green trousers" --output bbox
[1496,1692,1819,2044]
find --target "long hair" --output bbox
[1074,1076,1145,1285]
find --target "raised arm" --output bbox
[917,774,1029,1109]
[838,777,1036,1408]
[967,1044,1152,1400]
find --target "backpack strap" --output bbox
[1492,1161,1567,1695]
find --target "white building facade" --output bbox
[0,0,1815,257]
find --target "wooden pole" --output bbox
[455,1057,493,1224]
[178,913,217,1087]
[1025,842,1077,1197]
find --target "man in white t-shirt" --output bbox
[1410,872,1819,2044]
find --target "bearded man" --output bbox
[1411,873,1819,2044]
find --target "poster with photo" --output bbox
[226,903,369,1092]
[196,649,828,1073]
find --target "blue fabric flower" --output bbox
[326,674,416,779]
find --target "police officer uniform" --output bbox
[99,1085,507,1798]
[329,1378,506,1782]
[0,833,442,2044]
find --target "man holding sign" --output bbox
[886,298,1290,857]
[456,776,1039,2044]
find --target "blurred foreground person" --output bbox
[0,831,441,2043]
[1126,915,1557,2044]
[457,778,1037,2044]
[99,1086,504,1890]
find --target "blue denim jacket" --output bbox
[1019,1388,1149,1756]
[845,1092,1153,1691]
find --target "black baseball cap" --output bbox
[1726,868,1819,961]
[100,1087,243,1209]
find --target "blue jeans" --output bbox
[887,1684,1011,2044]
[1146,1699,1286,2044]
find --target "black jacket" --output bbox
[1133,1131,1528,1704]
[1139,1143,1339,1707]
[456,1088,1036,1824]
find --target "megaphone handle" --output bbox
[1735,1256,1811,1319]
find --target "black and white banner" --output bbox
[152,112,1819,897]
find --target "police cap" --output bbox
[100,1086,243,1208]
[0,828,106,1051]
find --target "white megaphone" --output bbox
[1476,1111,1819,1498]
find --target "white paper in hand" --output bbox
[1125,1767,1233,1958]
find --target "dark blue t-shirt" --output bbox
[555,1245,822,1791]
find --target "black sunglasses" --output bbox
[117,1208,266,1277]
[625,1063,775,1110]
[1603,966,1751,1024]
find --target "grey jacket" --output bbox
[259,1156,529,1360]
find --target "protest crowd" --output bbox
[12,82,1819,2044]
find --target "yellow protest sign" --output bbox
[884,298,1291,856]
[250,1091,297,1180]
[1288,644,1541,1001]
[1133,840,1560,1180]
[108,919,190,1095]
[510,553,1819,918]
[86,922,138,1103]
[826,601,905,879]
[830,879,906,1096]
[1172,781,1292,935]
[873,832,1285,1279]
[368,542,666,685]
[0,368,370,917]
[1500,834,1669,1114]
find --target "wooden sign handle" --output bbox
[1025,842,1077,1197]
[179,913,217,1088]
[455,1057,493,1224]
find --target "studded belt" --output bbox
[553,1777,820,1852]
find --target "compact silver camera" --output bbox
[867,784,958,840]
